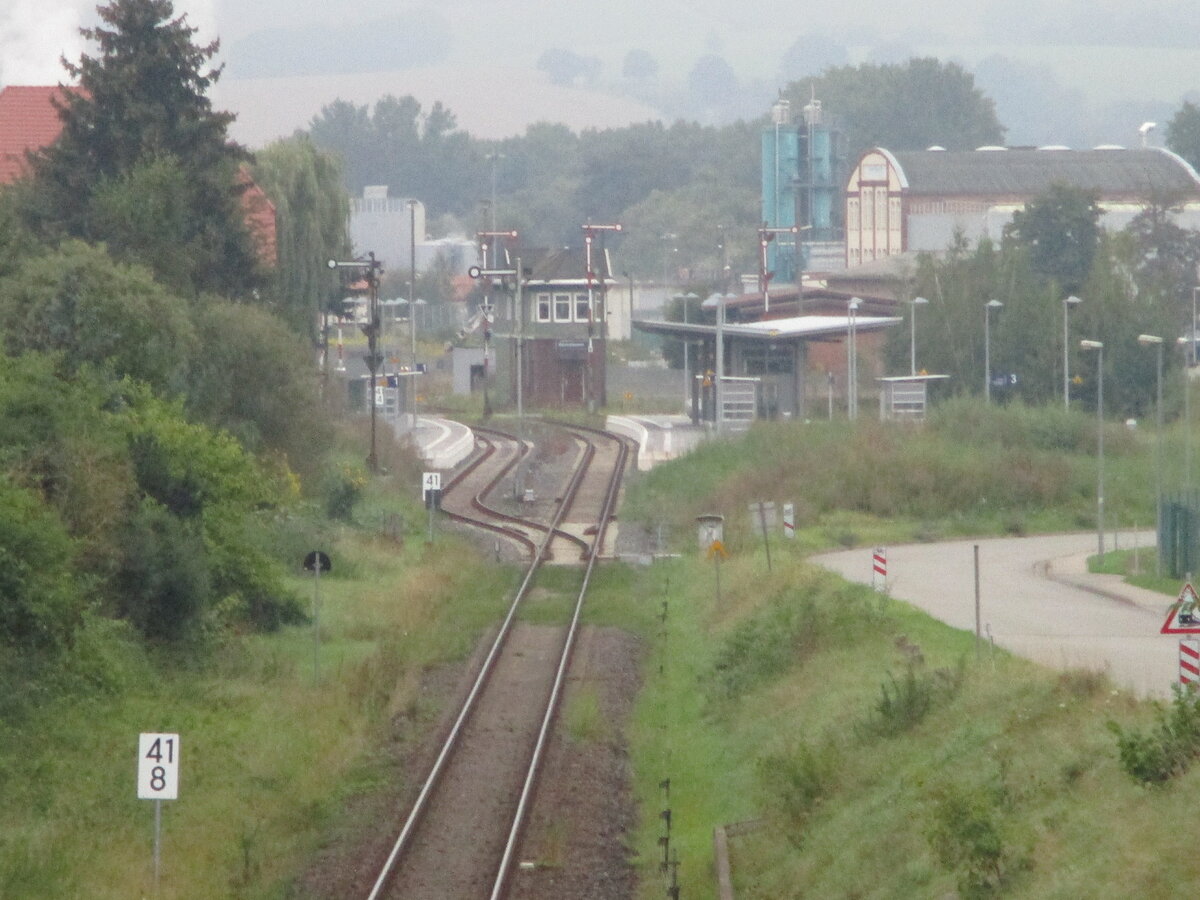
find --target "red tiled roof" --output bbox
[0,85,73,184]
[0,84,277,268]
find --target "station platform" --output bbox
[397,416,476,470]
[400,414,706,473]
[605,414,708,470]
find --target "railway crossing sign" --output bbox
[1161,583,1200,634]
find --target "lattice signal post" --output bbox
[328,253,384,472]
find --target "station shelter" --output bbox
[633,286,901,426]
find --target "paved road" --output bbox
[814,532,1182,699]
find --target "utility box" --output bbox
[696,514,725,550]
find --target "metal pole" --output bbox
[1098,346,1106,555]
[515,258,525,498]
[985,300,1002,404]
[1063,299,1070,410]
[985,303,992,403]
[973,544,981,661]
[715,293,724,433]
[682,296,690,415]
[153,798,162,891]
[910,302,918,377]
[367,253,381,472]
[1187,342,1194,494]
[1157,341,1164,575]
[313,559,321,682]
[408,201,418,430]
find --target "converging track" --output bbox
[364,421,632,900]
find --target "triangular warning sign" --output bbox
[1162,583,1200,634]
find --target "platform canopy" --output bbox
[633,314,902,343]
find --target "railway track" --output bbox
[364,421,632,899]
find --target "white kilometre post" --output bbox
[1181,640,1200,690]
[871,547,887,592]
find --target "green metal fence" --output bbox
[1161,491,1200,579]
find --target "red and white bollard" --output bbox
[872,547,887,593]
[1181,640,1200,689]
[336,326,346,372]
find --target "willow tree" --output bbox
[252,136,350,342]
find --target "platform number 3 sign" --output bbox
[138,732,180,800]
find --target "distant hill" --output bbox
[213,66,666,147]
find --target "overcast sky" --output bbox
[8,1,1200,146]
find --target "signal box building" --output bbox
[489,245,616,409]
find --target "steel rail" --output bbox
[364,422,604,900]
[489,426,630,899]
[440,432,540,556]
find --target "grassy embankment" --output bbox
[580,399,1200,898]
[0,462,519,899]
[5,397,1194,897]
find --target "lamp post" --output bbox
[847,297,861,420]
[1181,336,1193,494]
[407,199,419,430]
[622,270,635,340]
[1139,334,1165,574]
[1081,339,1105,555]
[984,299,1003,403]
[678,292,699,416]
[1063,295,1083,410]
[909,296,928,376]
[714,291,725,433]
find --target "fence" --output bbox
[1161,491,1200,579]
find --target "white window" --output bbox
[536,293,551,322]
[575,293,591,322]
[554,293,572,322]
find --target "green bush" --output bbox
[1109,686,1200,784]
[0,477,82,649]
[322,462,367,521]
[859,660,965,739]
[757,741,836,835]
[925,779,1013,897]
[709,597,822,701]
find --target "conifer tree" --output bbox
[29,0,262,297]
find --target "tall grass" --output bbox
[0,506,516,898]
[590,544,1200,899]
[624,400,1157,552]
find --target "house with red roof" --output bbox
[0,85,74,184]
[0,84,277,267]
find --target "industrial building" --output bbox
[845,145,1200,266]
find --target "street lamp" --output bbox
[407,199,419,430]
[1139,334,1165,574]
[712,291,726,433]
[1180,336,1193,493]
[1064,295,1083,410]
[908,296,928,376]
[1081,339,1105,555]
[848,297,861,420]
[984,299,1003,403]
